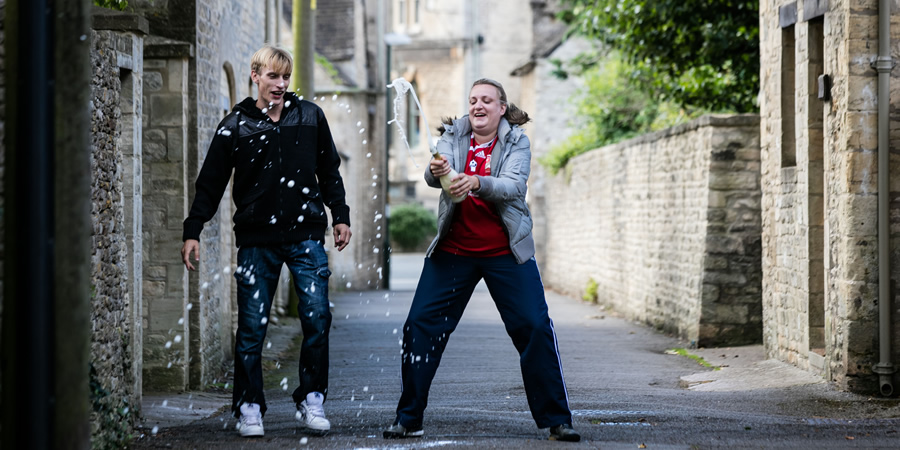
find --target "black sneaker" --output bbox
[549,423,581,442]
[383,423,424,439]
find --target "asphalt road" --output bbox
[133,253,900,449]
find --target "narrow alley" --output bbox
[133,254,900,449]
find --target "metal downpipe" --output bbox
[873,0,896,397]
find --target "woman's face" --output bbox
[468,84,507,138]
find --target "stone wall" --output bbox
[317,0,355,62]
[135,0,266,391]
[89,26,143,444]
[192,0,266,389]
[542,115,762,346]
[141,38,192,391]
[519,36,593,265]
[760,0,900,393]
[317,91,389,291]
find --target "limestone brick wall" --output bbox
[317,0,355,62]
[542,115,762,346]
[475,0,533,103]
[89,27,138,442]
[192,0,226,390]
[191,0,266,388]
[760,0,900,393]
[316,91,389,291]
[136,0,266,390]
[524,37,593,265]
[142,40,191,390]
[115,22,145,415]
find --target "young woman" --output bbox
[383,79,579,442]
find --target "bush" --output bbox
[389,203,437,252]
[94,0,128,11]
[540,53,707,174]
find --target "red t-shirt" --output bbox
[436,134,512,257]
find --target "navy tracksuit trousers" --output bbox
[394,251,573,429]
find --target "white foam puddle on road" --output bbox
[805,418,900,426]
[572,409,654,416]
[355,441,467,450]
[574,409,655,427]
[591,421,652,427]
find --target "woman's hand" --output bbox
[449,173,480,198]
[430,156,451,177]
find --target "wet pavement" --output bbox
[133,253,900,449]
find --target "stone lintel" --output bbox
[780,2,798,28]
[803,0,828,22]
[145,35,195,59]
[91,6,150,35]
[117,51,134,70]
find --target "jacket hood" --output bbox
[233,92,301,121]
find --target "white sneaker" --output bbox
[238,403,264,437]
[295,391,330,431]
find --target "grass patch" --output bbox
[582,278,599,303]
[666,348,720,371]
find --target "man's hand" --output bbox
[181,239,200,271]
[333,224,352,252]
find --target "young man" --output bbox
[181,44,351,438]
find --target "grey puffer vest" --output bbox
[424,116,535,264]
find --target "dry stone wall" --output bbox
[89,27,139,444]
[542,115,762,346]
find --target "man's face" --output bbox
[252,65,290,108]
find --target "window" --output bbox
[781,25,796,168]
[395,0,421,31]
[407,81,421,148]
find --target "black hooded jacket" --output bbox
[183,93,350,247]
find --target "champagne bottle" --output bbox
[436,155,467,203]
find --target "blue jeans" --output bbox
[394,251,573,429]
[232,240,332,417]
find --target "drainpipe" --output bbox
[873,0,895,397]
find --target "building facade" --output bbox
[760,0,900,393]
[0,1,387,444]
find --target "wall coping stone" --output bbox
[144,35,195,59]
[91,6,149,35]
[585,114,761,156]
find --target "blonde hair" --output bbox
[250,44,293,76]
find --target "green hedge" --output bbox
[540,54,708,174]
[389,203,437,252]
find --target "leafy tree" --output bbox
[540,54,706,173]
[559,0,759,113]
[94,0,129,11]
